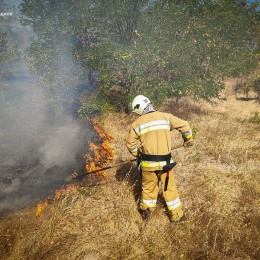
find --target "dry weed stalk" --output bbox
[0,88,259,259]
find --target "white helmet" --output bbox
[131,95,151,115]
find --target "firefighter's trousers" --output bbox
[140,169,183,221]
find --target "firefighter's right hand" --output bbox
[183,140,193,148]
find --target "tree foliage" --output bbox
[20,0,259,110]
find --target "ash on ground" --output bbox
[0,74,93,217]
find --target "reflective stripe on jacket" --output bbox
[126,111,191,171]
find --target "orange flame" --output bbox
[35,199,48,217]
[54,184,77,201]
[35,184,78,217]
[35,118,114,217]
[85,118,114,176]
[92,118,113,141]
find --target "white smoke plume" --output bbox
[0,0,95,216]
[0,75,91,215]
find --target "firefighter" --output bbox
[126,95,193,222]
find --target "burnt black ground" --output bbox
[0,74,94,217]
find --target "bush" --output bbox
[253,78,260,101]
[77,90,114,118]
[234,82,252,99]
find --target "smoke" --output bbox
[0,0,96,216]
[0,63,91,216]
[39,120,81,168]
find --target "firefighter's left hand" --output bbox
[183,140,193,148]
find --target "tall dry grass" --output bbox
[0,82,259,259]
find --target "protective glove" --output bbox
[183,139,193,148]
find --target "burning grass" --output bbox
[0,83,259,259]
[34,184,79,217]
[85,118,114,175]
[34,118,114,218]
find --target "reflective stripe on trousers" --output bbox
[166,197,181,210]
[142,199,157,208]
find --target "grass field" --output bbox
[0,80,259,259]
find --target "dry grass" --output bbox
[0,81,260,259]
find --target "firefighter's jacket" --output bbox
[126,111,192,171]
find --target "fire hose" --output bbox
[65,144,184,183]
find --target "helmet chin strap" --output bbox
[143,104,156,115]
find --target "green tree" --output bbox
[20,0,87,96]
[20,0,259,110]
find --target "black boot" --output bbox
[170,214,186,223]
[139,208,151,221]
